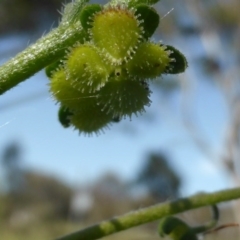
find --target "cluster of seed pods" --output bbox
[46,0,187,135]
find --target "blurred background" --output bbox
[0,0,240,239]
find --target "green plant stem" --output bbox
[0,22,84,95]
[56,187,240,240]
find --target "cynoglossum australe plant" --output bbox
[48,0,187,135]
[0,1,240,240]
[0,0,187,135]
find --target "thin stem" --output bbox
[193,204,218,234]
[56,187,240,240]
[0,22,85,95]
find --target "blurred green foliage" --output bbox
[0,0,70,34]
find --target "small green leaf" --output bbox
[58,106,73,128]
[158,217,197,240]
[45,59,63,78]
[80,4,102,31]
[135,4,160,39]
[163,45,188,74]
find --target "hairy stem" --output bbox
[56,187,240,240]
[0,22,85,95]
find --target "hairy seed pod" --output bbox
[50,69,112,134]
[126,42,171,79]
[91,6,143,64]
[71,105,112,135]
[97,71,151,117]
[50,69,83,110]
[66,44,111,93]
[50,69,99,111]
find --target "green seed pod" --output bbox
[50,69,112,134]
[135,4,160,39]
[71,105,112,135]
[91,6,144,65]
[65,44,111,93]
[50,69,101,111]
[126,42,171,79]
[163,45,188,74]
[50,69,83,110]
[80,4,102,31]
[158,217,197,240]
[97,70,151,117]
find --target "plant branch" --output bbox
[0,22,85,95]
[56,187,240,240]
